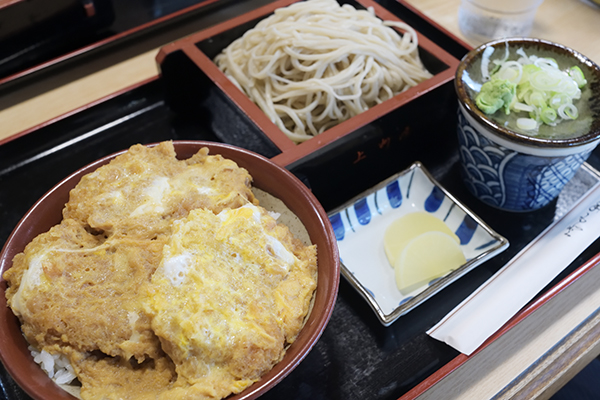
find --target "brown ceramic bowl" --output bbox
[0,140,340,400]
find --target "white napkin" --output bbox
[427,181,600,356]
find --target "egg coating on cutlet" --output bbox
[73,353,177,400]
[5,218,165,362]
[146,204,317,399]
[62,141,257,239]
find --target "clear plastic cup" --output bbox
[458,0,544,42]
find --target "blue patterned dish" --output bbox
[455,38,600,212]
[457,107,595,211]
[328,162,508,326]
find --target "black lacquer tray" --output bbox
[2,1,600,399]
[0,0,279,93]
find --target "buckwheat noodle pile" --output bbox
[214,0,432,143]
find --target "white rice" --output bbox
[29,346,77,385]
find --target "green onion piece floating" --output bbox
[540,107,557,124]
[568,66,587,88]
[558,103,579,120]
[517,118,538,131]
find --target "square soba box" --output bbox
[157,0,460,168]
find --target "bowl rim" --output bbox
[455,37,600,150]
[0,140,340,400]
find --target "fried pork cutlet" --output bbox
[62,141,257,239]
[5,219,164,362]
[4,142,258,372]
[145,204,317,400]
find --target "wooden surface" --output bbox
[0,50,160,144]
[1,0,600,399]
[403,0,600,64]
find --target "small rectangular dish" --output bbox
[328,162,509,326]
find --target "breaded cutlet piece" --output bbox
[145,204,317,399]
[4,218,165,363]
[63,141,257,239]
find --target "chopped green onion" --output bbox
[517,118,538,131]
[530,68,564,91]
[549,93,570,110]
[494,61,523,83]
[520,64,541,83]
[475,47,587,132]
[558,103,579,120]
[534,57,559,70]
[513,102,535,112]
[568,66,587,88]
[540,107,557,124]
[481,46,495,81]
[527,91,547,108]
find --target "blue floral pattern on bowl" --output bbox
[328,162,508,326]
[457,109,593,212]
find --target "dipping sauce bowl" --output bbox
[455,38,600,212]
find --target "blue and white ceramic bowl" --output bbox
[328,162,508,326]
[455,38,600,212]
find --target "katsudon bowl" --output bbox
[0,140,340,400]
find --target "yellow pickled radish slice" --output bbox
[394,231,466,293]
[383,211,459,268]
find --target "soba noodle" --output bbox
[214,0,432,143]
